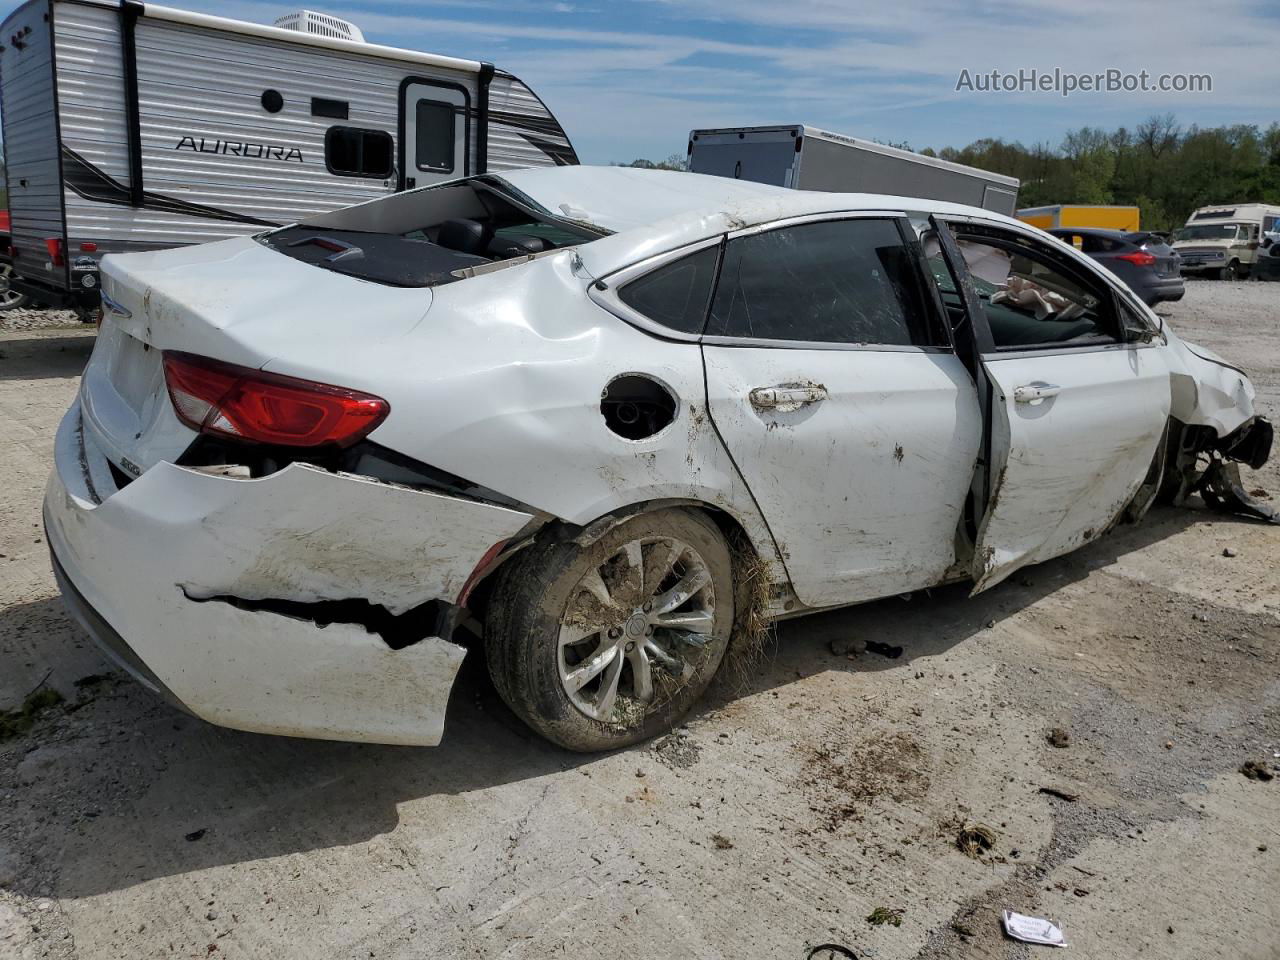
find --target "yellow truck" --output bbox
[1017,205,1141,232]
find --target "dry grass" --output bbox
[724,529,776,689]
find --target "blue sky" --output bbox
[197,0,1277,163]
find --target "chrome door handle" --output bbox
[1013,382,1061,404]
[749,384,828,411]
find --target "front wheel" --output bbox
[0,258,30,311]
[1218,260,1242,281]
[485,508,734,752]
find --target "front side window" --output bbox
[705,218,936,346]
[948,228,1116,349]
[617,246,718,335]
[415,100,456,172]
[325,126,393,179]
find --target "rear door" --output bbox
[699,213,982,608]
[400,81,469,190]
[941,220,1171,591]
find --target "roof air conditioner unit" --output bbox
[273,10,366,43]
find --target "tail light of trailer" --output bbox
[44,238,65,267]
[1116,250,1156,267]
[162,351,389,448]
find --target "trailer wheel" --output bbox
[0,258,30,311]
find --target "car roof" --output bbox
[505,166,1029,276]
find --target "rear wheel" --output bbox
[485,508,734,751]
[0,258,30,311]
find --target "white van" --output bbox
[1172,204,1280,279]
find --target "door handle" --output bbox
[749,384,827,411]
[1013,382,1061,404]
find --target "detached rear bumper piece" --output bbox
[45,400,534,745]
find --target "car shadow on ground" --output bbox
[0,504,1232,899]
[0,332,95,381]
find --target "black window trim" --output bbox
[324,125,394,180]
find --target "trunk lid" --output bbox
[82,237,433,478]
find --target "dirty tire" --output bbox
[485,508,734,752]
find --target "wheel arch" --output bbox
[464,497,789,630]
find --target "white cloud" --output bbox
[181,0,1280,160]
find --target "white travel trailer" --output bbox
[0,0,578,313]
[1172,203,1280,279]
[687,124,1020,216]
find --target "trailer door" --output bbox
[688,128,799,187]
[401,82,469,189]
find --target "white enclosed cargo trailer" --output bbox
[688,124,1019,216]
[0,0,578,313]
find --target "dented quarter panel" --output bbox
[45,400,531,744]
[254,247,790,583]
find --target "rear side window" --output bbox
[326,127,393,178]
[617,246,718,335]
[415,100,456,172]
[706,218,935,346]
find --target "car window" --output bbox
[617,246,718,335]
[705,218,937,346]
[949,228,1117,349]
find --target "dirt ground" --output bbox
[1,285,1278,960]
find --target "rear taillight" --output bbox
[1116,250,1156,267]
[162,351,389,448]
[44,237,65,267]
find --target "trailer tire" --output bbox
[0,257,30,311]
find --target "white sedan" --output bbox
[44,167,1275,751]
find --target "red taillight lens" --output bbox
[1116,250,1156,267]
[162,351,389,448]
[44,237,65,267]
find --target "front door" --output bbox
[400,81,469,190]
[701,214,982,608]
[943,221,1171,591]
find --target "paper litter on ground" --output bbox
[1002,910,1067,947]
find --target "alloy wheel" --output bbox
[558,536,717,723]
[0,262,27,309]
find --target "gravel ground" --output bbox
[0,282,1277,960]
[0,308,82,333]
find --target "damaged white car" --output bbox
[44,167,1276,751]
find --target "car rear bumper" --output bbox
[44,399,534,745]
[1139,275,1185,303]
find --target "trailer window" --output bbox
[415,101,456,172]
[325,127,394,179]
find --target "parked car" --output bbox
[1048,227,1184,305]
[44,167,1275,752]
[1254,235,1280,281]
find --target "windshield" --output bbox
[1174,223,1245,242]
